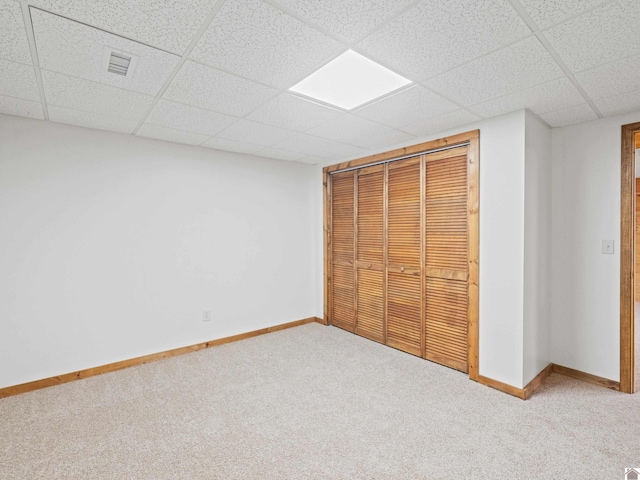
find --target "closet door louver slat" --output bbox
[424,147,469,372]
[356,166,385,343]
[331,171,356,333]
[387,158,422,356]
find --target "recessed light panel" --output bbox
[289,50,411,110]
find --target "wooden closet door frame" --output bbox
[323,130,480,381]
[620,122,640,394]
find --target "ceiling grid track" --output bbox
[131,0,229,135]
[19,0,48,120]
[507,0,604,119]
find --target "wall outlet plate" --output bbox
[202,310,211,322]
[602,240,614,254]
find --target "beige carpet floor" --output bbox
[1,323,639,479]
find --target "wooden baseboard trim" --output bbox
[479,363,620,400]
[478,363,554,400]
[0,317,317,399]
[314,316,328,325]
[523,363,554,400]
[477,375,526,399]
[552,364,620,391]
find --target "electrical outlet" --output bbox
[202,310,211,322]
[602,240,614,254]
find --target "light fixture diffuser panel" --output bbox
[289,50,411,110]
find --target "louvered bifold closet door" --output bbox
[424,146,469,372]
[386,157,422,356]
[331,171,356,332]
[355,165,385,343]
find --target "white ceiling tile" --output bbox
[163,60,277,117]
[254,147,306,162]
[190,0,344,89]
[217,119,297,147]
[0,58,39,101]
[202,137,264,155]
[593,89,640,117]
[469,77,585,117]
[575,53,640,100]
[518,0,610,29]
[426,37,564,106]
[272,133,367,158]
[539,104,598,127]
[0,95,43,119]
[357,0,531,81]
[31,9,180,96]
[136,123,209,146]
[42,70,154,120]
[401,109,480,136]
[354,85,459,129]
[270,0,416,42]
[307,114,415,149]
[48,105,137,133]
[146,99,237,137]
[29,0,215,54]
[544,1,640,73]
[0,0,32,64]
[246,93,342,132]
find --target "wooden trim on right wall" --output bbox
[478,363,619,400]
[621,122,640,394]
[553,364,620,391]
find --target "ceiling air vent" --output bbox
[107,52,131,76]
[102,47,139,79]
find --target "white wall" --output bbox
[0,114,317,389]
[523,111,552,384]
[315,110,528,388]
[551,110,640,381]
[476,111,526,387]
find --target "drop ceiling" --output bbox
[1,0,639,165]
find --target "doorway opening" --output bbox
[621,123,640,394]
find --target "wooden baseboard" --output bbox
[479,363,620,400]
[552,364,620,391]
[314,316,328,325]
[0,317,317,399]
[477,375,526,399]
[478,363,553,400]
[523,363,554,400]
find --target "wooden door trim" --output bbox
[323,170,330,325]
[467,135,480,381]
[323,130,480,381]
[420,154,426,358]
[383,164,389,345]
[621,122,640,394]
[324,130,478,174]
[353,171,359,333]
